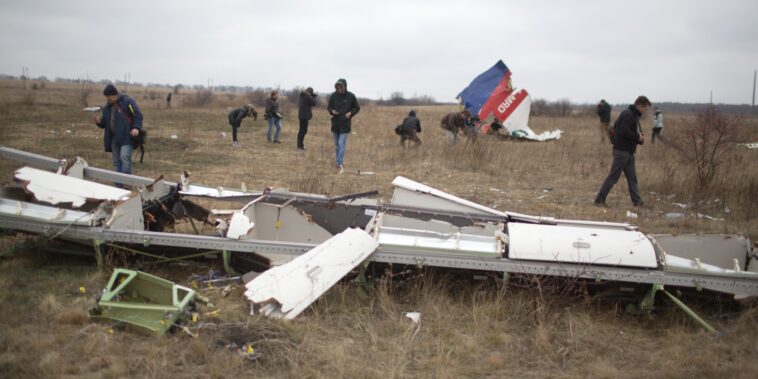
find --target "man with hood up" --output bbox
[399,110,422,147]
[93,84,143,181]
[327,78,360,174]
[297,87,318,150]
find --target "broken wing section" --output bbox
[244,228,378,319]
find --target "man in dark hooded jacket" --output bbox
[297,87,317,150]
[596,99,612,143]
[594,96,651,207]
[399,110,422,147]
[227,104,257,146]
[93,84,143,179]
[327,78,360,174]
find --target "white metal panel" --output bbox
[664,254,758,277]
[508,222,658,268]
[374,214,502,257]
[391,176,507,217]
[14,167,131,208]
[244,228,378,319]
[0,198,93,225]
[651,234,751,270]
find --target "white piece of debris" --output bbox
[171,135,178,139]
[244,228,379,320]
[404,312,421,323]
[14,167,131,208]
[626,210,638,219]
[83,107,101,112]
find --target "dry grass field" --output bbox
[0,79,757,378]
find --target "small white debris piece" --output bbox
[221,132,227,138]
[171,135,178,139]
[404,312,421,324]
[664,212,685,219]
[626,210,638,219]
[672,202,688,209]
[696,213,724,221]
[83,107,101,112]
[245,228,379,320]
[724,206,731,213]
[227,212,254,239]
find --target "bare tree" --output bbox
[668,106,743,187]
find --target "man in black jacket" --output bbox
[594,96,651,207]
[327,78,360,174]
[596,99,612,143]
[297,87,317,150]
[227,104,257,146]
[399,110,422,147]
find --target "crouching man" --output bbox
[93,84,143,179]
[399,110,422,147]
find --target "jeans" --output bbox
[267,117,282,142]
[333,132,348,166]
[595,149,642,205]
[111,142,133,188]
[298,119,309,148]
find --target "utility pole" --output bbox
[752,70,756,107]
[21,67,29,90]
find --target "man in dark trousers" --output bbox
[399,110,422,147]
[327,78,360,174]
[596,99,612,143]
[166,92,172,109]
[440,110,471,145]
[93,84,143,181]
[227,104,257,146]
[594,96,651,207]
[297,87,317,150]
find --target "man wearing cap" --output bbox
[327,78,360,174]
[297,87,318,150]
[93,84,143,179]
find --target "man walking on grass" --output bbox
[93,84,143,181]
[327,78,360,174]
[594,95,651,207]
[297,87,317,150]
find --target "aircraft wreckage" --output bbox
[1,146,757,332]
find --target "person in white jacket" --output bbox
[651,107,663,144]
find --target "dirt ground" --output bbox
[0,80,757,378]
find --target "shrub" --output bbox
[667,106,743,188]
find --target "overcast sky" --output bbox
[1,0,757,104]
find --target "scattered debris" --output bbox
[171,135,178,139]
[626,210,638,219]
[404,312,421,323]
[737,142,758,149]
[697,213,725,221]
[672,202,688,209]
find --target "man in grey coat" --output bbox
[594,96,651,207]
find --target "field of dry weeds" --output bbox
[0,80,757,378]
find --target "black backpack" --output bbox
[115,102,147,163]
[394,124,404,135]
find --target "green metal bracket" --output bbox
[628,283,717,334]
[222,250,239,276]
[92,240,104,270]
[352,261,372,300]
[88,268,198,335]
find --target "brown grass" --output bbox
[0,80,757,378]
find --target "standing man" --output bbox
[651,106,663,144]
[166,92,172,109]
[265,90,283,143]
[596,99,612,143]
[227,104,257,146]
[594,96,651,207]
[93,84,143,180]
[440,110,471,145]
[399,110,422,147]
[327,78,360,174]
[297,87,318,150]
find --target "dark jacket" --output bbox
[96,95,143,152]
[228,105,253,126]
[298,91,317,120]
[401,115,421,133]
[440,112,465,132]
[264,97,281,120]
[327,79,360,133]
[612,105,643,154]
[597,101,612,123]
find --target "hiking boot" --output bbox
[337,165,344,175]
[593,200,609,208]
[633,200,647,208]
